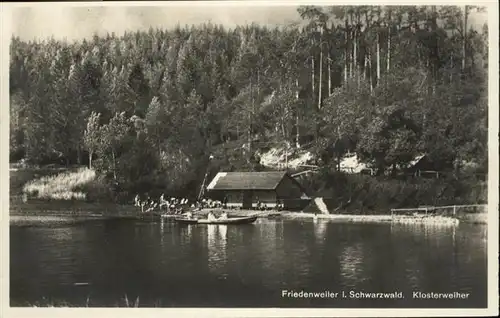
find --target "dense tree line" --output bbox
[9,5,488,200]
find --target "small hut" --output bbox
[206,171,310,210]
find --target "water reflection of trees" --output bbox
[337,225,410,292]
[47,227,75,241]
[207,225,228,276]
[177,222,193,247]
[280,221,316,289]
[313,219,327,244]
[13,225,97,292]
[388,223,487,293]
[256,220,286,288]
[339,242,366,288]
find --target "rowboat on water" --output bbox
[175,215,258,225]
[174,217,199,224]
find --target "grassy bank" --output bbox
[11,165,116,203]
[9,165,81,196]
[22,168,96,200]
[10,166,140,222]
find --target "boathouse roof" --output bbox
[207,171,296,191]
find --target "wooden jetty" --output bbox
[390,204,487,216]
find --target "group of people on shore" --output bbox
[199,197,228,209]
[134,193,285,216]
[133,193,233,221]
[254,200,284,211]
[133,194,230,214]
[134,194,191,214]
[134,193,285,214]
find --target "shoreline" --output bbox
[9,197,487,226]
[9,209,486,226]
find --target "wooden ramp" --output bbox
[302,197,330,215]
[314,197,330,215]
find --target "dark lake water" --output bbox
[10,218,487,308]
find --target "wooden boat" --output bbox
[174,217,199,224]
[175,215,258,225]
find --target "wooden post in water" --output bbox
[453,205,457,216]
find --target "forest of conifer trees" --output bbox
[9,5,488,202]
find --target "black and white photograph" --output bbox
[1,1,498,316]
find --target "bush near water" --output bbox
[9,6,487,210]
[300,170,486,214]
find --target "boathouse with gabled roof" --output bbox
[206,171,310,210]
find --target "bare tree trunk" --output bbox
[387,29,391,72]
[318,27,323,110]
[311,52,315,102]
[248,75,253,158]
[349,13,354,80]
[281,117,286,139]
[376,31,380,83]
[353,24,357,83]
[112,150,116,180]
[364,11,372,91]
[376,9,381,84]
[387,10,392,73]
[432,6,438,95]
[368,53,373,93]
[356,12,362,88]
[89,151,93,169]
[363,51,367,81]
[344,11,349,84]
[462,6,468,72]
[295,78,300,148]
[328,51,332,96]
[450,29,454,83]
[295,114,300,148]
